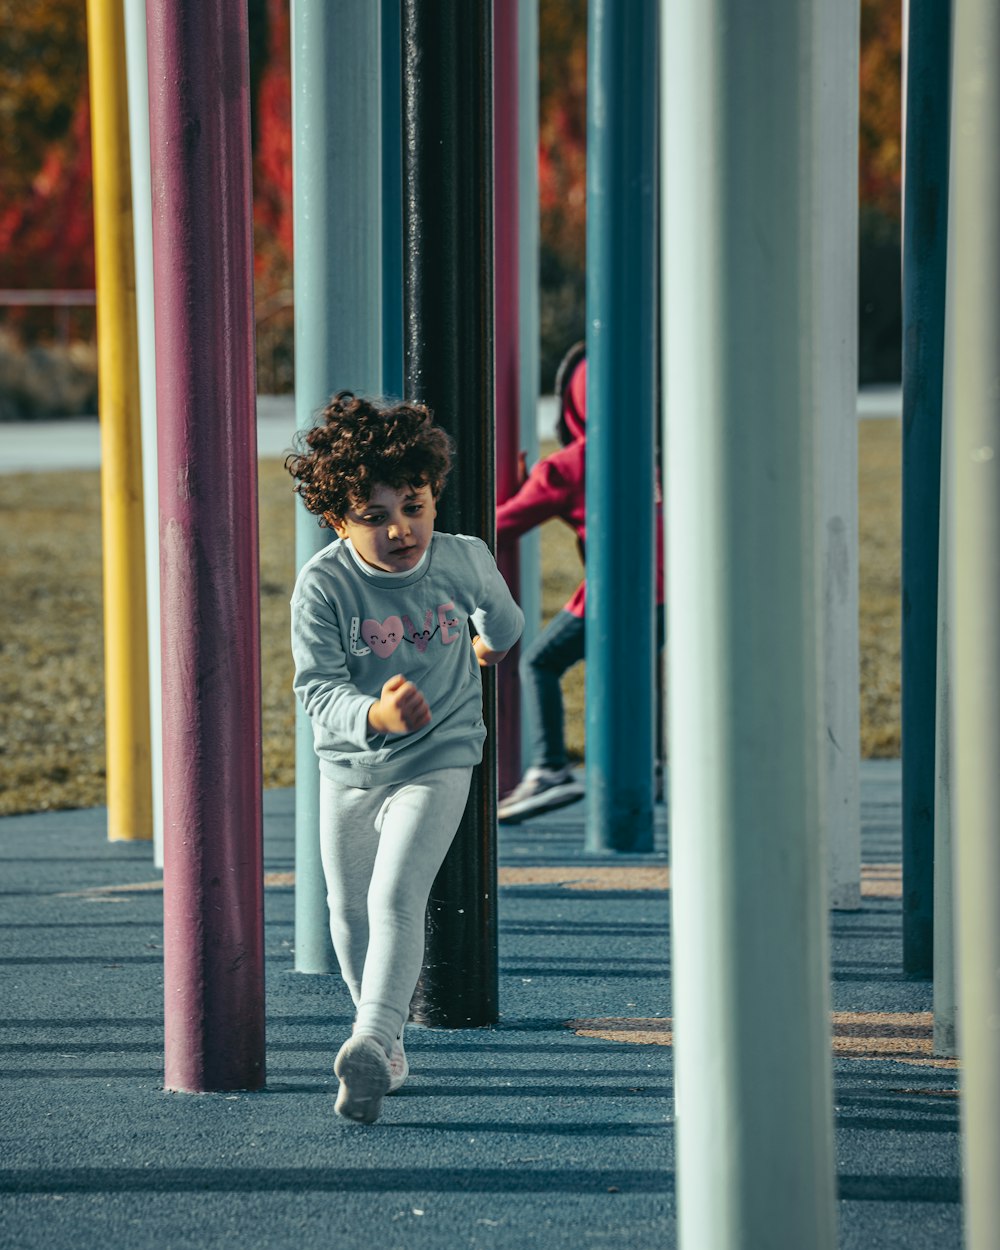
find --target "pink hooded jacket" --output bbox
[496,358,663,619]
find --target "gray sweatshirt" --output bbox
[291,531,524,786]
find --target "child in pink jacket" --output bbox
[496,343,664,821]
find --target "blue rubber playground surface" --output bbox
[0,760,962,1249]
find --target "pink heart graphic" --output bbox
[361,616,405,659]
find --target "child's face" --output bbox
[329,482,437,572]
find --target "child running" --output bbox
[286,392,523,1124]
[495,342,665,821]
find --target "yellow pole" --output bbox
[87,0,152,840]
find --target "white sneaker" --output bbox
[388,1035,409,1093]
[334,1034,390,1123]
[497,767,585,823]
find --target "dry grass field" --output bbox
[0,421,900,816]
[856,418,903,756]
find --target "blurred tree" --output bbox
[538,0,587,390]
[253,0,293,296]
[859,0,902,222]
[251,0,293,391]
[248,0,270,152]
[539,0,586,266]
[0,0,289,368]
[858,0,902,383]
[0,1,93,311]
[0,0,88,203]
[0,88,94,303]
[0,0,902,382]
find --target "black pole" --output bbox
[401,0,497,1027]
[901,0,950,979]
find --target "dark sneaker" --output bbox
[497,767,585,823]
[334,1034,391,1123]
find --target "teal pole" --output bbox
[290,0,382,973]
[583,0,657,854]
[517,0,541,773]
[381,0,404,399]
[948,1,1000,1241]
[662,0,837,1243]
[901,0,951,979]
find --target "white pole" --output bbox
[662,0,837,1244]
[948,0,1000,1240]
[123,0,163,866]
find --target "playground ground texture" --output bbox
[0,760,964,1250]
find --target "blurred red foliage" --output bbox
[859,0,902,221]
[252,0,293,296]
[0,0,900,315]
[0,0,294,303]
[538,0,587,271]
[0,88,94,290]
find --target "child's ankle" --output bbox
[353,1005,404,1057]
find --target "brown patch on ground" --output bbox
[63,861,901,898]
[60,870,296,898]
[570,1017,673,1045]
[264,871,295,887]
[501,862,901,897]
[498,865,670,890]
[861,862,902,897]
[568,1010,959,1069]
[831,1011,957,1067]
[58,880,163,896]
[64,867,673,897]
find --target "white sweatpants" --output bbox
[319,765,473,1052]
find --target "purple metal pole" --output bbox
[146,0,265,1093]
[494,0,522,798]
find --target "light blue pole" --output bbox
[123,0,162,867]
[584,0,657,854]
[818,0,861,912]
[291,0,382,973]
[517,0,541,773]
[663,0,837,1242]
[381,0,404,399]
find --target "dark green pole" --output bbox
[381,0,404,398]
[901,0,950,979]
[401,0,497,1028]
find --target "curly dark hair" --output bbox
[285,391,454,524]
